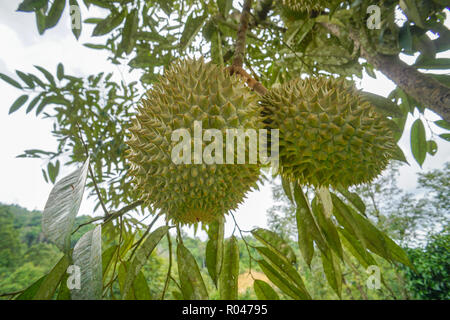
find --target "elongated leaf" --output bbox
[15,275,47,300]
[26,94,42,114]
[34,65,56,86]
[180,13,207,50]
[414,58,450,69]
[119,9,138,55]
[252,228,296,265]
[321,250,342,298]
[122,226,169,298]
[133,271,152,300]
[57,63,64,81]
[17,0,47,12]
[34,255,70,300]
[0,73,23,89]
[177,243,208,300]
[92,10,125,36]
[9,95,29,114]
[439,133,450,142]
[281,176,294,204]
[335,186,366,216]
[36,9,46,35]
[102,245,118,277]
[411,118,427,166]
[71,225,102,300]
[399,0,425,28]
[294,184,327,262]
[57,271,72,300]
[312,197,343,260]
[255,246,310,299]
[16,71,35,88]
[338,228,377,269]
[360,91,403,117]
[46,0,66,29]
[219,236,239,300]
[42,158,90,252]
[253,280,279,300]
[257,259,310,300]
[331,193,367,249]
[434,120,450,131]
[205,216,224,286]
[382,234,414,269]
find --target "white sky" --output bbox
[0,1,448,239]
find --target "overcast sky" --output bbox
[0,1,448,238]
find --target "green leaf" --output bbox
[16,71,35,88]
[46,0,66,30]
[312,197,343,260]
[17,0,47,12]
[57,63,64,81]
[281,176,294,204]
[382,234,414,269]
[360,91,403,117]
[180,13,207,50]
[217,0,232,17]
[391,145,409,164]
[253,280,279,300]
[15,275,47,300]
[34,65,56,86]
[71,225,102,300]
[205,216,224,286]
[338,228,376,269]
[36,9,46,35]
[427,140,438,155]
[133,271,152,300]
[257,259,310,300]
[34,255,70,300]
[0,73,23,89]
[42,158,90,253]
[294,183,327,263]
[321,250,342,298]
[252,228,297,265]
[9,95,29,114]
[399,0,425,28]
[92,10,125,36]
[57,270,72,300]
[331,193,367,249]
[219,236,239,300]
[411,118,427,166]
[414,58,450,69]
[122,226,169,298]
[102,245,118,277]
[434,120,450,131]
[439,133,450,142]
[177,243,208,300]
[119,9,139,55]
[335,186,366,216]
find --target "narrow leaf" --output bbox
[219,236,239,300]
[253,280,280,300]
[252,228,297,265]
[177,243,208,300]
[9,95,29,114]
[42,158,90,252]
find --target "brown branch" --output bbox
[233,0,253,68]
[76,123,110,216]
[227,65,268,95]
[320,22,450,122]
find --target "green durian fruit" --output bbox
[126,59,261,224]
[261,76,396,187]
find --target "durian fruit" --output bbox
[126,59,261,224]
[261,76,396,187]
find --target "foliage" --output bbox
[401,227,450,300]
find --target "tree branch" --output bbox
[320,22,450,122]
[233,0,253,68]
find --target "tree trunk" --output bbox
[321,22,450,122]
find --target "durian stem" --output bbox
[320,22,450,122]
[228,65,268,95]
[233,0,253,69]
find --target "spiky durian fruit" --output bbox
[126,59,261,224]
[261,77,396,187]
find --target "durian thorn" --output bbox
[227,65,268,96]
